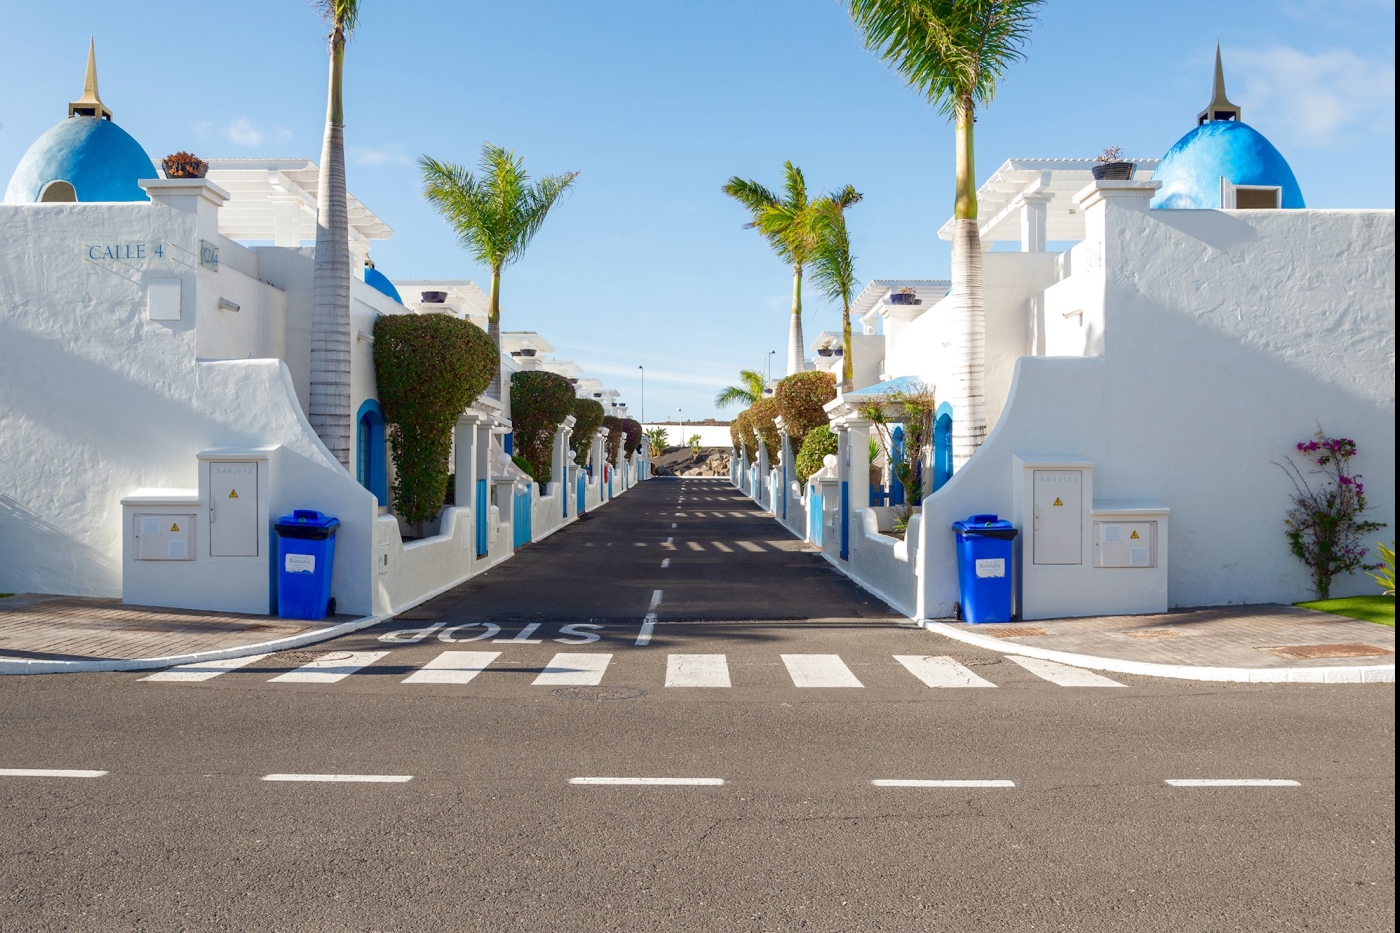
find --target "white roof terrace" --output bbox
[204,158,393,247]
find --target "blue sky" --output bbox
[2,0,1393,421]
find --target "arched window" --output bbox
[933,403,954,492]
[356,400,388,505]
[39,180,77,202]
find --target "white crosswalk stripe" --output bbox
[781,654,864,688]
[1005,655,1126,687]
[141,653,271,682]
[402,651,500,685]
[666,654,730,687]
[268,651,389,684]
[532,653,613,686]
[894,655,996,688]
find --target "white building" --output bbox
[755,56,1394,619]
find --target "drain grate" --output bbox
[984,626,1053,638]
[550,686,646,701]
[1257,643,1393,660]
[1123,629,1185,640]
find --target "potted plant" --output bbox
[817,347,834,357]
[1091,146,1136,181]
[420,291,448,304]
[888,286,922,306]
[161,151,208,179]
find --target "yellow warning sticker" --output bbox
[229,489,239,498]
[1052,497,1063,507]
[1130,530,1140,539]
[170,523,180,532]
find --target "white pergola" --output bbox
[204,159,392,250]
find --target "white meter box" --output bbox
[1094,521,1157,568]
[135,514,196,560]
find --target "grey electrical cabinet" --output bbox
[134,514,196,560]
[209,461,259,557]
[1032,469,1082,564]
[1094,521,1157,568]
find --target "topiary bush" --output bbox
[748,397,782,464]
[373,313,496,530]
[775,371,836,450]
[510,370,576,486]
[733,409,756,464]
[511,454,536,480]
[602,415,625,465]
[570,398,606,467]
[728,420,741,452]
[621,418,643,457]
[795,424,838,485]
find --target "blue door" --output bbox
[933,404,954,493]
[475,478,489,557]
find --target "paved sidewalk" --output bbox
[0,594,376,674]
[930,603,1394,683]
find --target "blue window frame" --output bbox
[355,400,388,505]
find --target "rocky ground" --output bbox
[653,447,731,477]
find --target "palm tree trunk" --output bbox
[787,264,806,376]
[841,299,854,392]
[310,27,352,468]
[486,266,503,401]
[949,100,986,470]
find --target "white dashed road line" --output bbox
[532,653,614,686]
[872,779,1016,788]
[636,589,663,646]
[661,558,671,568]
[268,651,389,684]
[402,651,500,685]
[781,654,864,688]
[1159,773,1299,778]
[1006,655,1126,687]
[141,654,272,682]
[569,777,724,786]
[262,773,413,783]
[0,769,107,778]
[666,654,731,687]
[894,655,997,688]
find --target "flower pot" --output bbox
[888,292,921,306]
[1091,161,1136,181]
[161,152,208,179]
[420,291,448,304]
[817,347,833,357]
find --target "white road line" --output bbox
[872,779,1016,788]
[710,541,734,553]
[661,558,671,568]
[402,651,501,685]
[1165,779,1301,787]
[569,777,724,786]
[666,537,674,544]
[141,653,271,682]
[0,768,107,778]
[533,653,614,686]
[736,541,765,552]
[268,651,389,684]
[493,622,544,644]
[262,773,413,783]
[1006,655,1126,687]
[635,589,663,646]
[648,589,663,611]
[894,655,997,688]
[671,523,677,529]
[782,654,864,688]
[666,654,731,687]
[686,541,704,551]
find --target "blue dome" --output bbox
[1151,121,1304,210]
[4,116,154,204]
[364,266,403,303]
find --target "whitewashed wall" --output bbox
[643,424,733,448]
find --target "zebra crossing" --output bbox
[141,649,1128,689]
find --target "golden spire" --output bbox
[69,38,113,120]
[1197,42,1241,125]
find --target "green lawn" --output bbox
[1294,594,1395,626]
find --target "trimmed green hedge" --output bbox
[748,397,781,464]
[510,371,576,486]
[373,313,496,527]
[733,409,756,464]
[795,424,838,485]
[775,371,836,450]
[570,398,606,466]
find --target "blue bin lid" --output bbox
[275,509,340,530]
[952,514,1016,534]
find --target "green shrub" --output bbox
[1370,540,1396,596]
[775,371,836,450]
[728,420,742,452]
[571,398,606,466]
[621,418,643,456]
[645,426,669,457]
[510,371,575,486]
[602,415,625,465]
[373,313,496,529]
[733,410,756,464]
[748,397,782,464]
[795,424,838,485]
[511,454,536,479]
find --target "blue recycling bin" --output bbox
[952,514,1019,623]
[275,510,340,620]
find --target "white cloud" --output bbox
[192,117,293,150]
[1231,45,1395,147]
[349,144,413,167]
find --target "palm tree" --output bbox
[847,0,1044,468]
[309,0,359,468]
[808,187,863,392]
[723,162,825,377]
[420,145,578,400]
[714,369,767,410]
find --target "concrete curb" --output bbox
[923,621,1396,684]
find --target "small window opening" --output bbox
[1234,187,1280,209]
[39,180,77,202]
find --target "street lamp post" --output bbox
[765,349,776,383]
[638,365,644,424]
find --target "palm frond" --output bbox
[315,0,359,36]
[714,369,767,409]
[807,195,860,307]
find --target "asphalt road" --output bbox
[1,478,1393,932]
